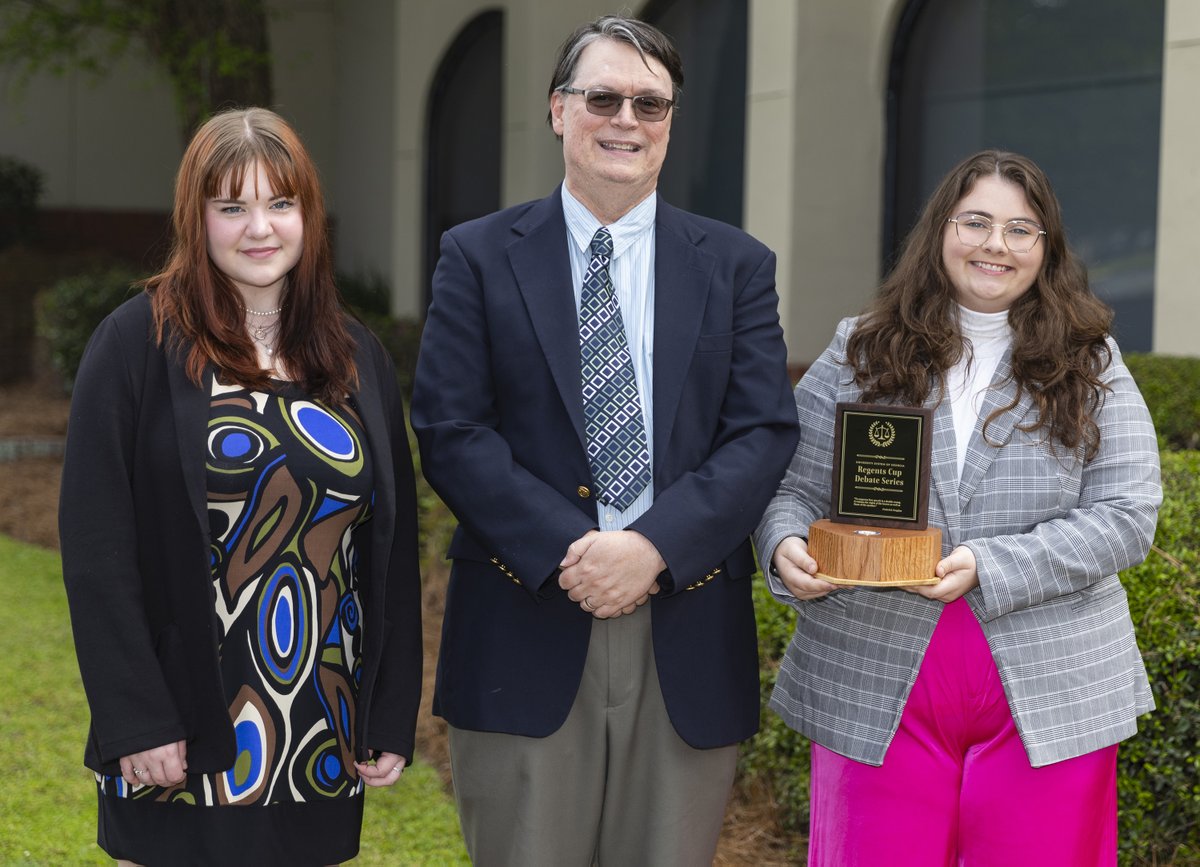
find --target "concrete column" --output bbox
[1153,0,1200,356]
[743,0,801,359]
[327,0,395,291]
[501,1,614,205]
[769,0,904,364]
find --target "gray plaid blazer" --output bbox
[755,317,1161,767]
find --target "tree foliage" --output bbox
[0,0,272,141]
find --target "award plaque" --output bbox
[808,403,941,586]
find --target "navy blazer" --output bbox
[59,293,423,775]
[411,189,798,749]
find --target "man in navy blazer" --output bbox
[411,15,797,865]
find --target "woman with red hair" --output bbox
[60,107,422,866]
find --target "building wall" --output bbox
[744,0,800,358]
[393,0,495,319]
[391,0,613,318]
[329,0,396,288]
[0,1,394,285]
[0,55,179,212]
[0,3,343,210]
[272,2,338,199]
[2,1,1194,355]
[1153,0,1199,356]
[755,0,1191,362]
[391,0,912,357]
[747,0,906,364]
[389,0,1200,352]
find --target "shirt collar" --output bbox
[561,185,657,259]
[956,303,1013,344]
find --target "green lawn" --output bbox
[0,535,467,866]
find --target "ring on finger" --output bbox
[583,597,596,611]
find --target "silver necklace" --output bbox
[250,332,278,357]
[245,304,283,317]
[246,314,281,357]
[248,319,279,340]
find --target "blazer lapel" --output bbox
[928,391,962,530]
[507,190,586,447]
[958,352,1027,507]
[167,350,213,536]
[651,200,714,465]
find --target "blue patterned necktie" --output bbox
[579,227,652,511]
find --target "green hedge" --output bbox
[0,155,43,248]
[1126,352,1200,451]
[357,311,424,399]
[1118,449,1200,865]
[739,579,811,861]
[0,245,52,384]
[337,270,393,317]
[37,265,143,390]
[337,271,424,398]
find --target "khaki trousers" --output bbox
[448,604,738,867]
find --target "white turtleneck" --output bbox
[946,305,1013,480]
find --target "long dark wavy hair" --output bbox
[846,150,1113,460]
[145,107,358,405]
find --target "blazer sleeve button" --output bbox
[577,485,591,498]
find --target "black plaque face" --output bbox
[830,403,933,530]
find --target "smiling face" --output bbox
[549,38,673,221]
[204,162,303,306]
[942,174,1045,313]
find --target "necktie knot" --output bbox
[590,227,613,259]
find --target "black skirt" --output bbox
[97,790,365,866]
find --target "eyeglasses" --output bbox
[947,214,1047,253]
[557,87,676,122]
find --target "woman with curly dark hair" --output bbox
[756,150,1161,866]
[60,107,422,866]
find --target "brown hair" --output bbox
[846,149,1113,460]
[145,107,358,404]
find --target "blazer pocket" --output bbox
[695,332,733,353]
[1072,574,1128,613]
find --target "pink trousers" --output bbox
[808,598,1117,867]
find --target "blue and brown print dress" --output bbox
[97,378,375,865]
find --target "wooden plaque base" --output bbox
[808,519,941,587]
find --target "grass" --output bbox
[0,534,467,866]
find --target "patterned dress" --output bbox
[97,378,375,866]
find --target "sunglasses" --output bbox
[557,87,676,122]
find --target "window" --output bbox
[424,11,503,308]
[642,0,747,227]
[888,0,1164,349]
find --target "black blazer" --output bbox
[59,292,422,775]
[411,190,799,749]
